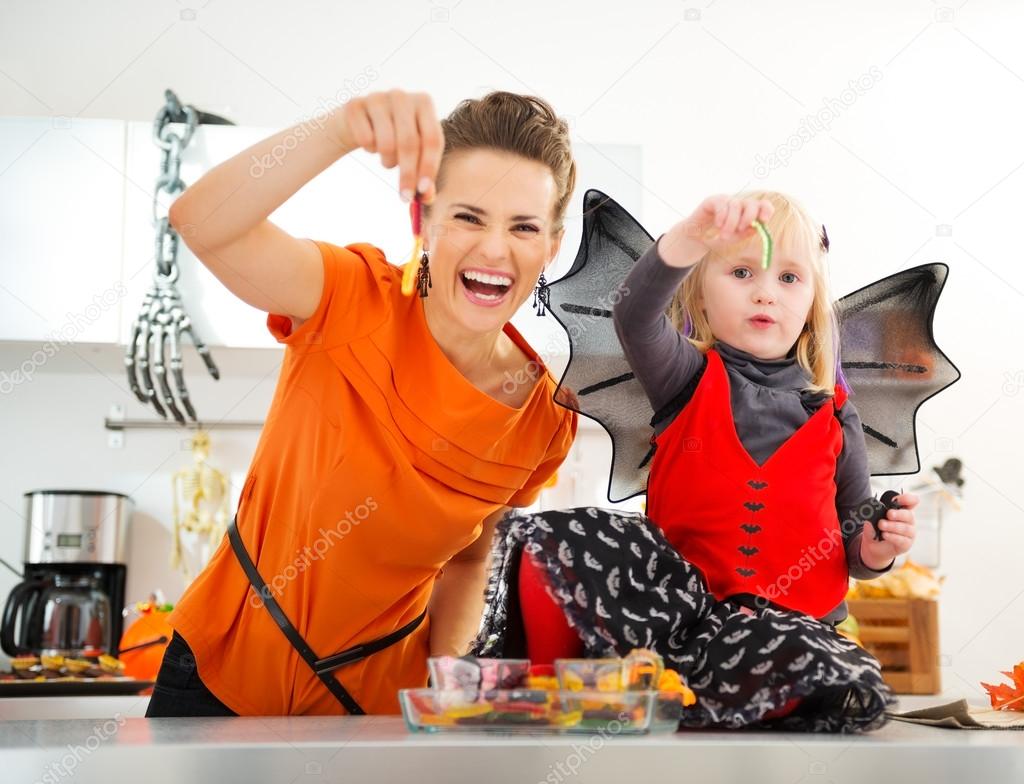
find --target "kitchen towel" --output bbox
[888,698,1024,729]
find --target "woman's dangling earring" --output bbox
[533,272,549,317]
[417,251,432,298]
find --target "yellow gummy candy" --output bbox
[401,237,423,296]
[444,702,494,719]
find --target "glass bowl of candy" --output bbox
[555,648,664,692]
[427,656,530,692]
[399,687,656,734]
[555,650,695,733]
[403,650,695,734]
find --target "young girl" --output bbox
[473,192,921,732]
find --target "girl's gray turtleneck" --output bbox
[613,236,893,625]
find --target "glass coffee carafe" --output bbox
[2,573,111,657]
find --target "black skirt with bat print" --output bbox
[471,507,897,733]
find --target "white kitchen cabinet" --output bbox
[0,117,126,344]
[1,113,642,356]
[120,124,643,352]
[120,120,411,350]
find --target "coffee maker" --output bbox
[2,490,132,658]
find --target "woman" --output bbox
[146,90,578,717]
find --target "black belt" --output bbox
[227,516,426,714]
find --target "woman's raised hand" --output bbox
[332,89,444,203]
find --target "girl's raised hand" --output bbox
[660,195,775,268]
[692,195,774,247]
[331,89,444,203]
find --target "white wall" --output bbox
[2,0,1021,697]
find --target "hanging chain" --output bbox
[125,90,222,426]
[152,92,195,280]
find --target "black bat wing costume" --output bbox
[546,189,961,502]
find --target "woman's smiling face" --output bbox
[422,148,563,334]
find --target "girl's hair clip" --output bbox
[820,224,830,253]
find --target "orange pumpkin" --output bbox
[118,604,173,681]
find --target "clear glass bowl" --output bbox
[399,687,657,734]
[555,654,664,692]
[650,692,687,732]
[427,656,530,691]
[554,658,624,691]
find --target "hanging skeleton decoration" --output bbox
[170,429,229,581]
[125,90,234,424]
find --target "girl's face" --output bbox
[422,149,563,334]
[697,231,816,361]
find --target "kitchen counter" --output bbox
[0,694,150,720]
[2,697,1022,784]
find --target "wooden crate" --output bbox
[845,598,941,694]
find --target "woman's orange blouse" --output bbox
[169,240,577,715]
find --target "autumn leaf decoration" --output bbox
[981,661,1024,711]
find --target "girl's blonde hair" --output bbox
[667,190,838,395]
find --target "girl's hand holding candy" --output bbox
[659,195,775,269]
[859,492,920,569]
